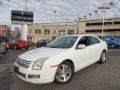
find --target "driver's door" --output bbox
[72,36,93,71]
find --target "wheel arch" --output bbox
[103,49,107,54]
[61,59,75,72]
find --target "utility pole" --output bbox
[53,10,56,24]
[53,10,57,39]
[75,18,80,34]
[98,5,110,39]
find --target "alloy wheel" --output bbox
[111,44,115,48]
[55,64,72,83]
[101,52,106,62]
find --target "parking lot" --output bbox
[0,48,120,90]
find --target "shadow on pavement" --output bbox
[0,68,14,90]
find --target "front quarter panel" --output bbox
[43,49,76,71]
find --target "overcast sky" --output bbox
[0,0,120,25]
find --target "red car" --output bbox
[6,40,29,50]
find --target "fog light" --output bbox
[28,75,40,78]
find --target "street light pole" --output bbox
[102,9,105,40]
[53,10,56,24]
[53,10,57,39]
[98,6,110,39]
[75,18,80,34]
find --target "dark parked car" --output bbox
[100,36,120,48]
[0,37,7,55]
[6,40,30,50]
[36,39,51,48]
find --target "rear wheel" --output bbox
[14,45,18,50]
[110,44,116,48]
[25,47,28,49]
[98,51,106,64]
[54,61,74,84]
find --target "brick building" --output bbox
[0,25,8,37]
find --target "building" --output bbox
[0,25,8,37]
[0,25,18,40]
[84,18,120,37]
[27,23,79,43]
[27,18,120,43]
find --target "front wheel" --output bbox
[98,51,106,64]
[110,44,116,48]
[54,61,74,84]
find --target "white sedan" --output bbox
[14,35,107,84]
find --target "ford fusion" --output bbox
[14,35,107,84]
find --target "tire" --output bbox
[98,51,106,64]
[25,47,28,49]
[54,61,74,84]
[14,45,18,50]
[110,44,116,48]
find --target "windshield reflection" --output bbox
[46,36,78,48]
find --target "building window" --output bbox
[86,22,102,26]
[68,30,74,35]
[44,29,50,34]
[86,22,112,26]
[114,21,120,24]
[58,30,65,35]
[86,29,102,33]
[54,30,56,34]
[29,29,32,34]
[104,22,112,25]
[35,29,41,34]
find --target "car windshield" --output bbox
[46,36,78,48]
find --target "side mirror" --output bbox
[77,44,86,49]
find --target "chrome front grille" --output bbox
[17,58,32,68]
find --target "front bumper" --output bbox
[14,63,57,84]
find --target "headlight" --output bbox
[32,58,48,70]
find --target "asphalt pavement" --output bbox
[0,48,120,90]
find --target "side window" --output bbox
[87,36,100,45]
[77,36,88,46]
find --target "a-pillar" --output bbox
[21,24,27,41]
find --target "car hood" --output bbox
[19,47,67,61]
